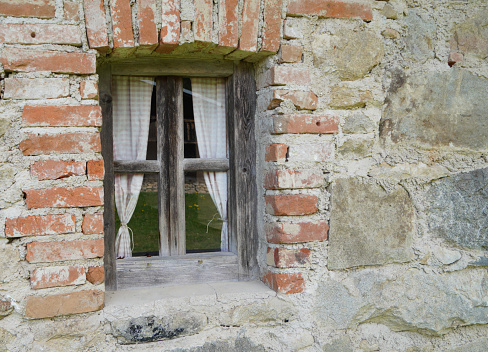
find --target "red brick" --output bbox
[261,0,283,52]
[31,160,86,180]
[265,143,288,162]
[26,239,104,263]
[287,0,373,21]
[20,132,101,155]
[110,0,134,48]
[0,24,81,45]
[86,266,104,284]
[0,0,55,18]
[83,0,109,51]
[31,266,85,289]
[25,290,104,318]
[263,271,304,294]
[0,48,96,74]
[218,0,238,49]
[194,0,212,43]
[64,1,79,20]
[181,21,192,41]
[155,0,180,53]
[5,214,75,238]
[264,169,324,189]
[24,187,104,209]
[138,0,158,46]
[265,194,318,215]
[87,160,104,180]
[82,213,103,234]
[280,45,302,63]
[267,247,310,268]
[268,90,318,110]
[266,221,328,243]
[238,0,260,52]
[273,114,339,134]
[269,66,311,86]
[80,81,99,99]
[4,78,69,100]
[23,105,102,127]
[448,52,464,67]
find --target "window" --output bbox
[99,60,258,290]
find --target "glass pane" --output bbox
[183,78,198,158]
[185,171,223,252]
[115,173,159,256]
[146,85,157,160]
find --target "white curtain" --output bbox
[190,78,229,251]
[112,76,154,258]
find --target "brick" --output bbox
[280,45,302,63]
[20,132,101,155]
[110,0,134,48]
[238,0,260,52]
[269,66,311,86]
[25,187,104,209]
[264,169,324,189]
[138,0,158,46]
[263,271,304,294]
[160,0,180,45]
[194,0,212,43]
[31,160,86,180]
[31,266,86,289]
[0,48,95,75]
[25,290,104,318]
[83,0,109,51]
[287,143,333,162]
[82,213,103,234]
[5,214,76,238]
[265,194,318,215]
[86,266,104,284]
[80,81,99,99]
[273,114,339,134]
[87,160,104,180]
[283,18,303,40]
[268,90,318,110]
[64,1,79,21]
[287,0,373,21]
[4,78,69,100]
[181,21,193,42]
[0,0,55,18]
[0,24,81,45]
[26,239,104,263]
[448,52,464,67]
[218,0,239,49]
[23,105,102,127]
[261,0,283,52]
[267,247,310,268]
[266,221,329,243]
[265,143,288,162]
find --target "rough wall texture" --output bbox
[1,0,488,351]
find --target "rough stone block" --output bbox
[329,85,373,109]
[273,114,338,134]
[266,221,328,243]
[450,10,488,60]
[342,112,376,134]
[111,313,207,344]
[25,290,104,318]
[26,239,104,262]
[265,194,318,215]
[20,132,101,155]
[4,78,69,100]
[31,266,86,289]
[23,105,102,127]
[287,143,333,162]
[0,24,81,45]
[403,9,436,62]
[328,179,415,269]
[31,160,86,180]
[24,186,104,208]
[5,214,76,237]
[426,168,488,250]
[380,69,488,150]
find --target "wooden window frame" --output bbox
[99,59,258,290]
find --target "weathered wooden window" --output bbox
[99,60,258,290]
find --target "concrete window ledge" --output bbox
[103,281,280,344]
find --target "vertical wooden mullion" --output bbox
[158,76,185,256]
[226,74,238,255]
[99,63,116,290]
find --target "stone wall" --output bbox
[1,0,488,350]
